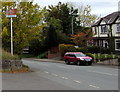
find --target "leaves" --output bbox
[2,2,46,55]
[71,29,93,47]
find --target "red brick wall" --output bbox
[48,46,60,59]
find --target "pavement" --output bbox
[32,58,119,69]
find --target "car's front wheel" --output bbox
[88,62,92,65]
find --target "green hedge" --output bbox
[59,44,76,57]
[86,53,120,61]
[76,46,111,54]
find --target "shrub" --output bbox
[2,50,20,60]
[37,52,47,59]
[76,47,88,53]
[85,53,94,58]
[75,46,111,54]
[59,44,76,57]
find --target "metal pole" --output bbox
[72,16,74,34]
[11,17,13,55]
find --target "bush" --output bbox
[37,52,47,59]
[76,47,88,53]
[75,46,111,54]
[85,53,94,58]
[59,44,76,57]
[2,50,20,60]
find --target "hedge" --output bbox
[59,44,76,57]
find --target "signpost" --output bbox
[6,9,16,55]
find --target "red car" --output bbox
[64,52,92,65]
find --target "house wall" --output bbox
[93,24,120,38]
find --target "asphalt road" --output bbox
[2,59,119,90]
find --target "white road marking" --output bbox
[114,69,118,71]
[87,70,117,76]
[44,71,49,74]
[52,73,58,77]
[89,85,100,88]
[61,77,68,79]
[74,80,81,84]
[72,68,75,69]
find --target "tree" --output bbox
[78,5,100,27]
[46,2,80,35]
[71,29,93,47]
[2,2,46,55]
[45,24,59,49]
[67,2,99,27]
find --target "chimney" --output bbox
[118,1,120,11]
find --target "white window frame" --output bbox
[117,24,120,32]
[101,25,107,34]
[115,39,120,51]
[103,40,108,48]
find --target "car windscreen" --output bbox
[75,53,86,57]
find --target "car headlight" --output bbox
[80,58,84,61]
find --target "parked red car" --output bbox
[64,52,92,65]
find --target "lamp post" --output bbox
[71,13,78,35]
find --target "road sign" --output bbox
[6,9,17,55]
[6,9,17,17]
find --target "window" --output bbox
[103,40,108,48]
[117,24,120,33]
[94,27,97,35]
[115,39,120,51]
[101,25,107,33]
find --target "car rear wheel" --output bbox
[78,61,81,65]
[65,60,70,65]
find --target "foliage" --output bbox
[2,2,46,55]
[78,5,100,27]
[93,54,120,61]
[37,52,47,59]
[71,29,93,47]
[59,44,76,57]
[45,24,59,49]
[46,2,82,35]
[2,49,20,60]
[76,46,111,54]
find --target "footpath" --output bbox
[31,58,119,68]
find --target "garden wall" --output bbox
[2,60,23,70]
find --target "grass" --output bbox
[1,49,30,73]
[1,67,30,73]
[2,50,20,60]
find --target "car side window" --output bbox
[66,54,70,56]
[69,54,76,57]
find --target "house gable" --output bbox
[115,17,120,23]
[100,20,106,25]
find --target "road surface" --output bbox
[2,59,119,90]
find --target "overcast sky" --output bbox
[33,0,120,17]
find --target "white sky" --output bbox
[33,0,120,17]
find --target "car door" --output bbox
[69,54,76,62]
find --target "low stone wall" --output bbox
[97,59,120,66]
[2,60,23,70]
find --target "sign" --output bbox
[6,9,17,17]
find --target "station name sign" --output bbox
[6,9,17,17]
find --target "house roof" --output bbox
[92,11,120,27]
